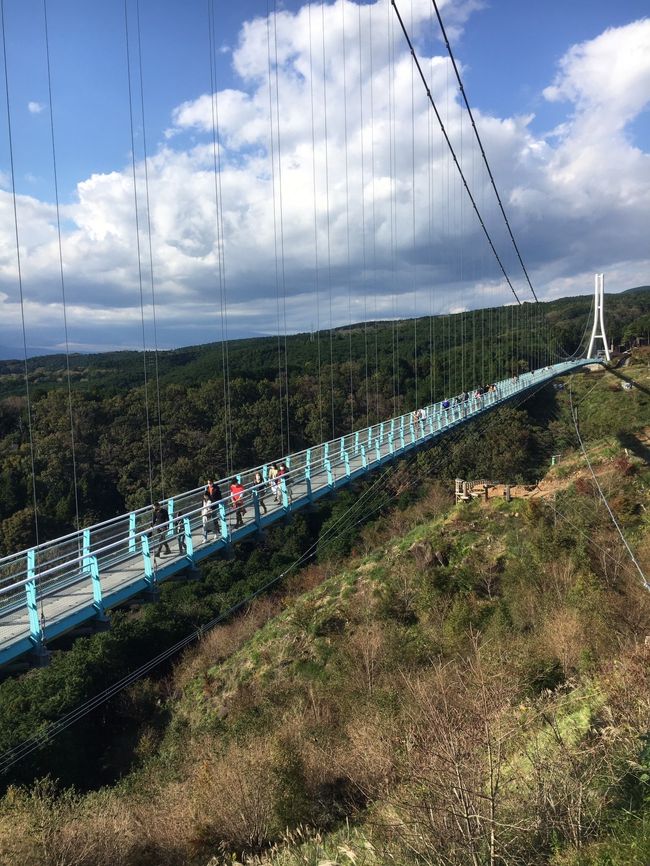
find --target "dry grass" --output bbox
[1,459,648,866]
[0,783,163,866]
[540,608,587,675]
[175,597,281,691]
[334,709,401,801]
[173,561,338,700]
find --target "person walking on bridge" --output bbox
[277,462,291,502]
[176,513,187,554]
[269,463,280,502]
[206,479,222,536]
[151,502,171,557]
[201,494,212,542]
[253,470,268,514]
[230,480,246,527]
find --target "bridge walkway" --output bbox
[0,360,594,666]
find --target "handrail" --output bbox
[0,360,600,666]
[0,461,330,600]
[0,361,590,593]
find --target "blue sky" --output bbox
[462,0,649,124]
[0,0,648,355]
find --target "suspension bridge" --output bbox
[0,0,614,669]
[0,355,604,667]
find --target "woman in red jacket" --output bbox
[230,480,246,527]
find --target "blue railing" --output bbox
[0,360,597,665]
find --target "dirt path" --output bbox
[488,478,570,501]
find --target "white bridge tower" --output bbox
[586,272,611,361]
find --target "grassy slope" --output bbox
[1,355,650,866]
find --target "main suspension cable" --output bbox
[390,0,521,306]
[431,0,575,367]
[430,0,538,303]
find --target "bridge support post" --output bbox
[82,528,91,574]
[167,498,174,544]
[219,504,229,541]
[129,512,137,553]
[141,534,159,601]
[89,554,109,624]
[183,516,194,557]
[586,273,611,361]
[25,549,49,663]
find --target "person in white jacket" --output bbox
[201,494,212,542]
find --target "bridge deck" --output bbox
[0,360,595,666]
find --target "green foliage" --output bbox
[0,427,649,865]
[0,295,649,864]
[0,291,647,554]
[553,809,650,865]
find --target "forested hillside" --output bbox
[1,288,648,556]
[0,351,649,865]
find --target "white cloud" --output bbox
[27,101,45,114]
[543,19,650,130]
[0,3,649,353]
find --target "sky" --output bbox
[0,0,648,356]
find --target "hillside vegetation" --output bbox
[1,288,648,555]
[1,354,649,866]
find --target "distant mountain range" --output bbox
[0,285,648,369]
[0,345,63,362]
